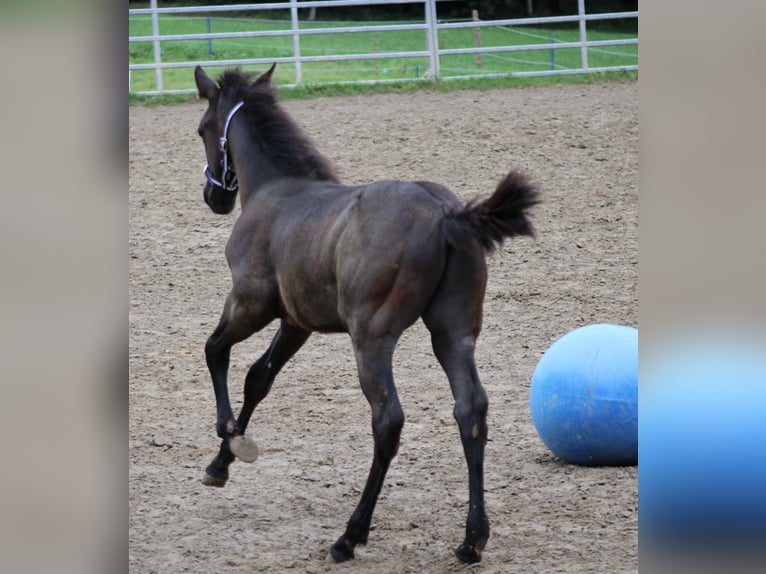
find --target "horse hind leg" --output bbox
[429,330,490,563]
[423,249,491,564]
[331,335,404,562]
[203,320,310,487]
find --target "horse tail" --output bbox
[442,170,541,253]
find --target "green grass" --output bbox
[129,13,637,95]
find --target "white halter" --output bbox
[203,101,245,192]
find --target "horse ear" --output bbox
[255,63,277,85]
[195,66,218,100]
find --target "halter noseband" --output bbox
[203,100,245,192]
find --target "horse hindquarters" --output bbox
[422,243,491,563]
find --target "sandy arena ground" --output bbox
[129,79,637,573]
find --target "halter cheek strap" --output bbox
[203,101,245,192]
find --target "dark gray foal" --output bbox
[194,64,539,564]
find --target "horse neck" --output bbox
[228,121,283,208]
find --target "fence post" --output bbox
[550,37,555,70]
[290,0,303,85]
[472,9,482,68]
[578,0,589,70]
[207,16,213,55]
[150,0,163,93]
[424,0,440,80]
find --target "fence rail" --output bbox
[129,0,637,95]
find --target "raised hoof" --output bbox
[201,472,227,487]
[330,537,356,562]
[229,435,259,463]
[455,543,483,564]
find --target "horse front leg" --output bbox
[203,321,310,487]
[331,337,404,562]
[201,293,273,484]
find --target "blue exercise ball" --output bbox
[529,323,638,466]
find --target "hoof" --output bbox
[330,537,355,562]
[455,543,483,564]
[202,459,229,487]
[229,435,259,463]
[201,472,227,487]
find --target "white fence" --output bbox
[129,0,637,95]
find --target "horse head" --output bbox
[194,64,275,214]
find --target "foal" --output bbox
[194,64,539,564]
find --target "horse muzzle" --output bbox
[203,180,238,214]
[203,165,238,214]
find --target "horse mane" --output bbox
[217,69,340,183]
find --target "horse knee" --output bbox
[243,359,271,401]
[374,403,404,458]
[204,335,216,357]
[455,385,488,419]
[388,405,405,438]
[205,331,226,363]
[454,387,488,438]
[473,385,489,414]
